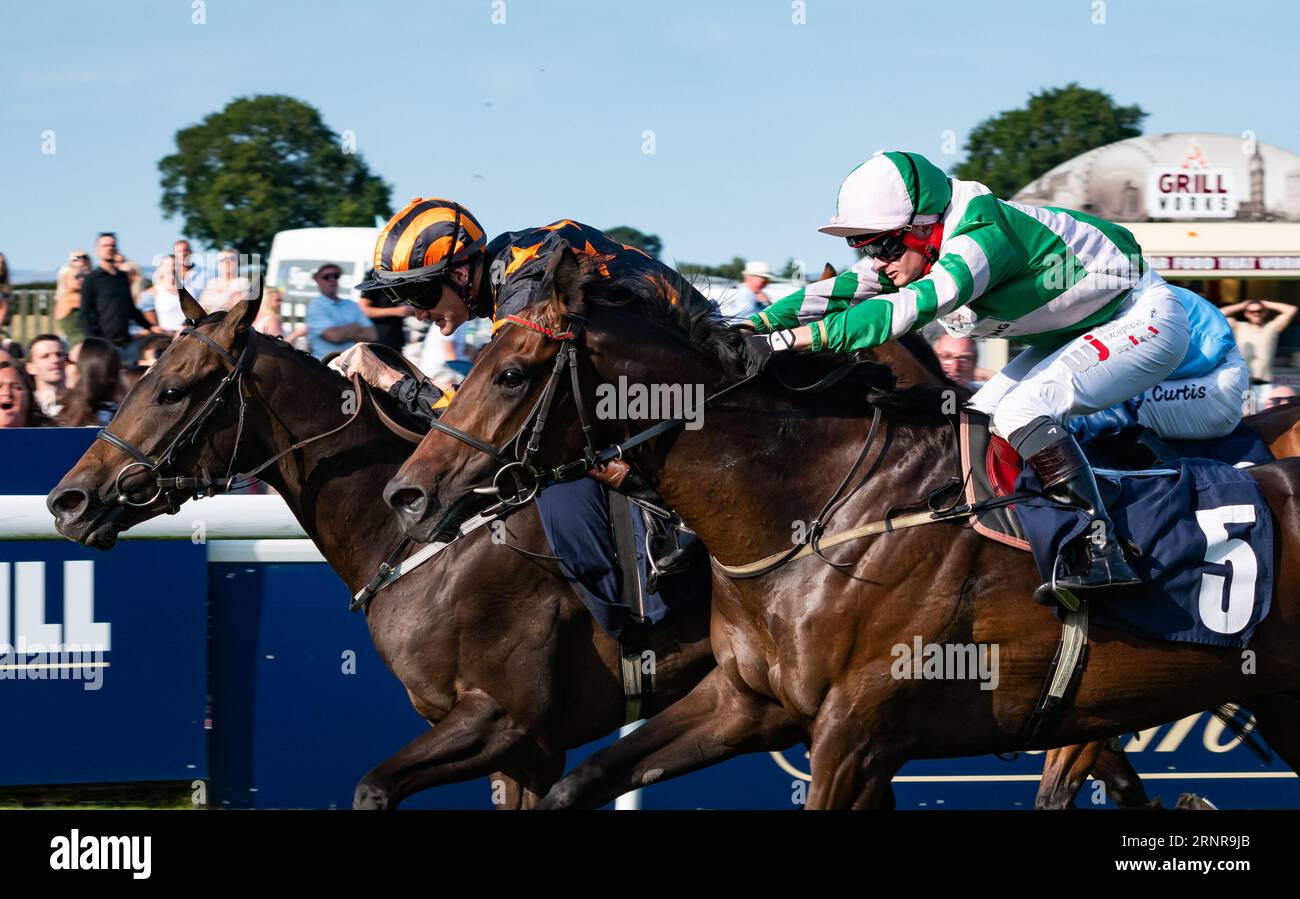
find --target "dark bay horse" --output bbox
[383,248,1300,810]
[873,329,1300,809]
[47,292,714,808]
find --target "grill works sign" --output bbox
[1146,152,1237,218]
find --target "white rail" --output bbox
[0,494,308,540]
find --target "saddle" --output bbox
[958,410,1125,553]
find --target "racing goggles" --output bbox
[376,277,447,310]
[846,229,911,262]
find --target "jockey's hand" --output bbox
[742,330,795,377]
[332,344,403,391]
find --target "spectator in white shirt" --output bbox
[719,260,776,321]
[199,248,250,313]
[139,255,186,332]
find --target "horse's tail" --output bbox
[1212,703,1271,764]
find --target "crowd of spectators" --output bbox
[0,234,422,430]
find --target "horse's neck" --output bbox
[867,340,942,389]
[243,350,409,590]
[626,351,953,565]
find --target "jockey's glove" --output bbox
[743,330,796,378]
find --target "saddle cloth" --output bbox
[958,411,1275,648]
[959,412,1274,549]
[1015,460,1274,648]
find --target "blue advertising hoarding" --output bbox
[0,540,208,785]
[2,426,1297,807]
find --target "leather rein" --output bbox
[419,312,1033,579]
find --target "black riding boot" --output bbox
[1025,433,1141,607]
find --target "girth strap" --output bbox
[1018,601,1090,747]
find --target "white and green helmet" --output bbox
[818,150,953,237]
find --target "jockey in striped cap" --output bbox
[357,197,493,324]
[356,198,702,340]
[744,150,1248,604]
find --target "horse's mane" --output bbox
[190,311,424,438]
[560,256,958,424]
[194,309,347,383]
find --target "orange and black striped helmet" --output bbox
[356,198,487,293]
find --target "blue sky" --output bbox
[2,0,1298,275]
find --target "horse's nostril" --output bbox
[388,487,427,517]
[51,488,89,520]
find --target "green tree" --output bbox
[954,84,1147,197]
[159,95,392,259]
[604,225,663,259]
[678,256,745,282]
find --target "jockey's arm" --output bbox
[746,259,888,334]
[766,222,1019,354]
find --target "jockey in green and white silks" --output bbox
[744,150,1248,603]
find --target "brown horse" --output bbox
[382,248,1300,810]
[872,326,1300,809]
[46,292,714,809]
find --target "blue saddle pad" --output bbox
[1014,459,1274,648]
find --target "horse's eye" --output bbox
[160,387,186,405]
[498,369,525,389]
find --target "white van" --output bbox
[265,226,380,322]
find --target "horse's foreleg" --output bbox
[803,746,901,810]
[804,710,903,810]
[537,668,801,809]
[495,753,567,810]
[1091,738,1153,807]
[353,690,528,809]
[1037,738,1160,809]
[1036,741,1106,809]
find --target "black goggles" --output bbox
[377,278,446,309]
[846,229,909,262]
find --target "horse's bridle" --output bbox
[423,313,605,509]
[97,324,369,511]
[423,312,759,516]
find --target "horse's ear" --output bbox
[543,245,585,316]
[222,283,262,334]
[179,286,205,323]
[820,262,837,280]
